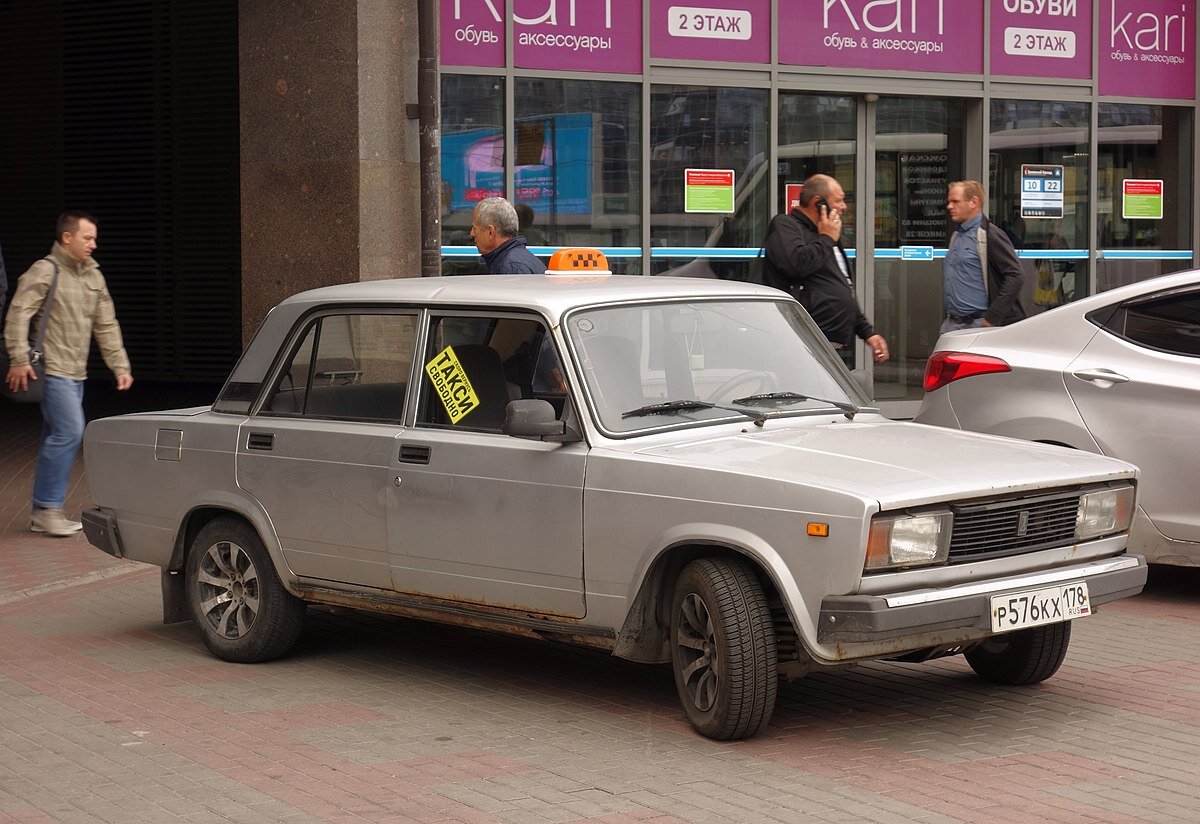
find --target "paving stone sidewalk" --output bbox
[2,396,1200,823]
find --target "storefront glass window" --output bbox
[872,97,967,403]
[515,78,642,274]
[777,94,857,242]
[989,99,1091,313]
[649,85,769,281]
[440,74,505,275]
[1097,104,1193,290]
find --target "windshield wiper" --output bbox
[731,391,860,420]
[622,399,767,427]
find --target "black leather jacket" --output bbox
[761,210,875,349]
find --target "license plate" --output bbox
[990,582,1091,632]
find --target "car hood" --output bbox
[635,417,1136,509]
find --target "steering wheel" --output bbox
[704,370,776,404]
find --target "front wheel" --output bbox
[965,621,1071,686]
[670,557,777,740]
[185,517,306,663]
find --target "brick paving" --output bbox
[2,393,1200,822]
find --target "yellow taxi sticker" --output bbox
[425,346,481,424]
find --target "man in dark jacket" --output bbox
[762,174,888,368]
[471,197,545,274]
[943,180,1026,333]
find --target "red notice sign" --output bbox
[685,169,734,187]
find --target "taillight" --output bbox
[924,352,1011,392]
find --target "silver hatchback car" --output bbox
[917,269,1200,567]
[83,268,1146,740]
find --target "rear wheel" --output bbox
[670,557,777,740]
[965,622,1071,685]
[185,517,305,663]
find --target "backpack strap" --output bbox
[975,222,990,297]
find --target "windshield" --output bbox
[565,298,866,435]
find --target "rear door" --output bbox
[1065,287,1200,542]
[237,311,418,589]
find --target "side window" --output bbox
[262,313,417,421]
[1106,292,1200,357]
[417,314,560,432]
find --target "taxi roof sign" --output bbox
[546,248,611,276]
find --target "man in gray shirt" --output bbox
[943,180,1026,333]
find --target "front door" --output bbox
[387,312,587,618]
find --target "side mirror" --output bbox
[502,399,581,442]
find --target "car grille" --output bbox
[948,489,1081,564]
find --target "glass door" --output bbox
[870,97,968,409]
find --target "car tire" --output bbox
[965,621,1071,686]
[670,557,777,740]
[185,517,306,663]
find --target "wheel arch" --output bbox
[168,494,293,589]
[612,533,793,665]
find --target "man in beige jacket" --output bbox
[5,211,133,536]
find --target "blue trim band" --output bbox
[442,247,1193,262]
[1100,249,1193,260]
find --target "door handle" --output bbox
[247,432,275,451]
[1071,368,1130,385]
[398,444,431,464]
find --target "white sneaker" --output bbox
[30,508,83,537]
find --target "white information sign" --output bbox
[1020,164,1065,219]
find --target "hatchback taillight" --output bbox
[924,352,1011,392]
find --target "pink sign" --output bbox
[1100,0,1195,99]
[780,0,983,74]
[514,0,643,74]
[650,0,769,63]
[441,0,505,68]
[990,0,1091,79]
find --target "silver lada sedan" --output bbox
[82,267,1147,740]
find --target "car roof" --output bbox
[279,274,787,320]
[220,275,791,400]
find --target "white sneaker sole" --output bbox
[30,523,84,535]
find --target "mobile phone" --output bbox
[814,196,831,215]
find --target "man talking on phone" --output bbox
[762,173,888,369]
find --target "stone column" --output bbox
[239,0,421,344]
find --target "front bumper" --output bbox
[818,554,1146,644]
[82,507,125,559]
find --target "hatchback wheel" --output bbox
[670,557,777,740]
[185,517,305,663]
[965,621,1071,686]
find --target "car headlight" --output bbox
[1075,485,1135,541]
[865,511,952,571]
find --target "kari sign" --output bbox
[1100,0,1195,98]
[442,0,505,67]
[990,0,1091,79]
[650,0,769,62]
[515,0,642,73]
[779,0,983,74]
[441,0,643,73]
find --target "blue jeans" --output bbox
[32,375,86,510]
